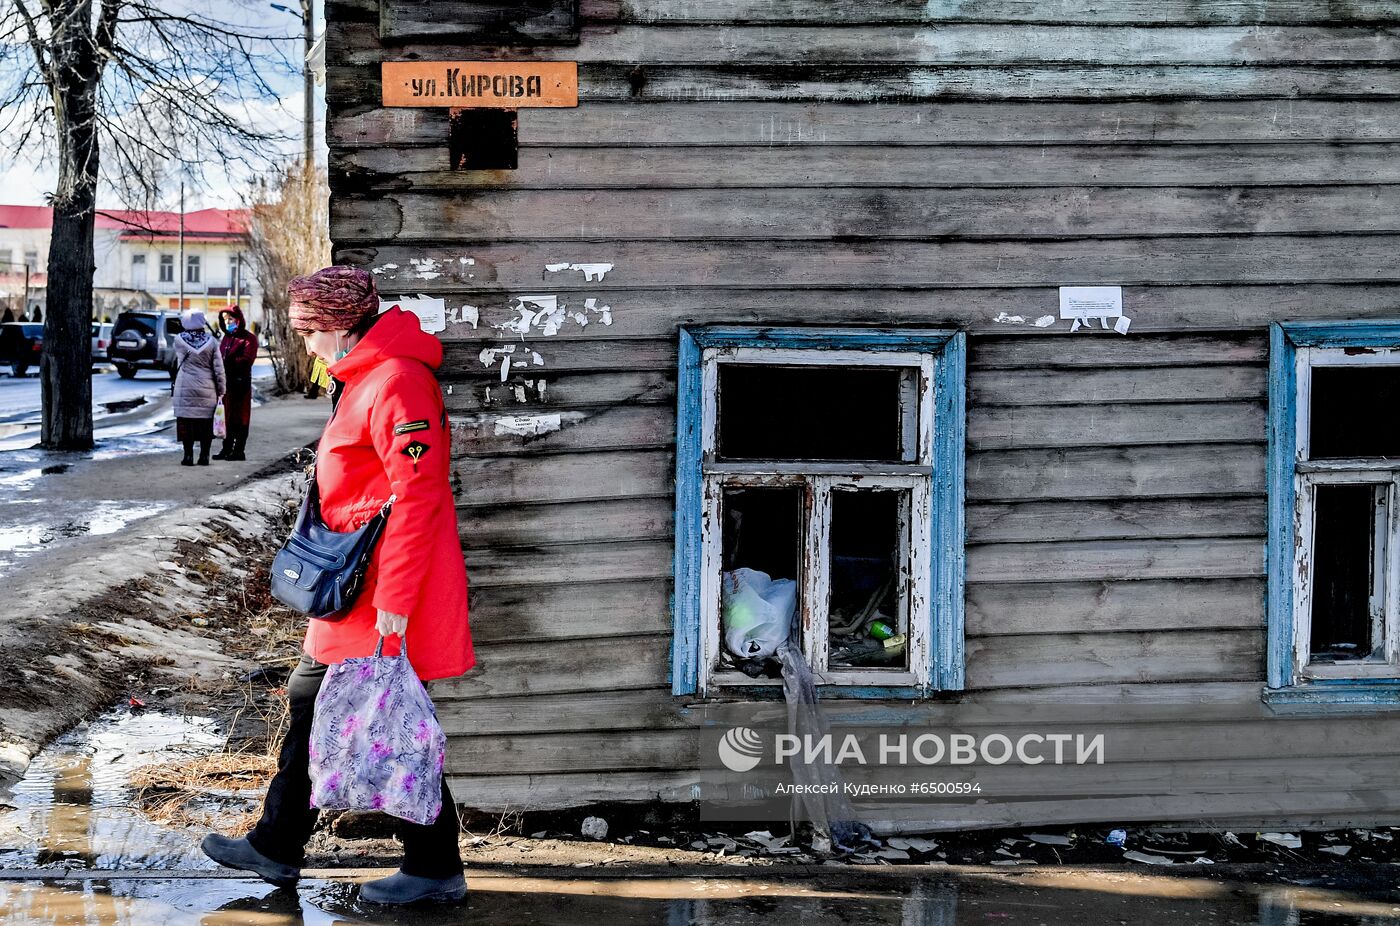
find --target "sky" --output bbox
[0,0,327,212]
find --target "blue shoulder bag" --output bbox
[270,465,396,620]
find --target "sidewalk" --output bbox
[0,386,329,580]
[0,387,328,785]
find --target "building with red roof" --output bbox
[0,205,261,324]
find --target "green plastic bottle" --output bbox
[869,620,895,640]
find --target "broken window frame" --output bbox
[672,326,967,699]
[1291,348,1400,680]
[1267,321,1400,706]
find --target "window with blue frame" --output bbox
[671,326,966,698]
[1268,321,1400,705]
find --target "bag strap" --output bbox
[373,634,408,661]
[307,458,395,522]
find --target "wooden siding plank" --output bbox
[447,771,701,810]
[332,142,1400,191]
[331,186,1400,243]
[455,449,672,505]
[466,579,671,644]
[380,0,578,43]
[971,366,1265,404]
[578,0,1400,26]
[439,690,688,736]
[431,634,673,698]
[412,286,1400,338]
[968,498,1264,544]
[330,101,1400,148]
[439,340,675,374]
[348,23,1400,66]
[452,405,672,456]
[459,496,673,548]
[328,63,1400,106]
[970,401,1265,449]
[967,444,1264,502]
[445,373,671,411]
[971,334,1267,368]
[444,370,674,410]
[456,439,1266,504]
[966,537,1264,583]
[966,578,1263,634]
[443,712,1400,775]
[342,238,1400,288]
[466,538,672,586]
[965,629,1262,688]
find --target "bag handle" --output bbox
[372,634,408,661]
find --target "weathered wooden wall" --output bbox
[325,0,1400,829]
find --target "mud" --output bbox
[1,865,1399,924]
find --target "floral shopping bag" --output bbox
[213,402,227,439]
[308,636,447,825]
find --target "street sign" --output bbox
[382,61,578,107]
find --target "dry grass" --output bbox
[130,751,279,793]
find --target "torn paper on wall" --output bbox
[379,295,446,334]
[446,305,480,328]
[1059,285,1131,335]
[992,312,1057,328]
[544,262,614,282]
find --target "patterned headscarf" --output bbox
[288,266,379,332]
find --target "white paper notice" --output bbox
[380,295,446,334]
[1059,286,1123,320]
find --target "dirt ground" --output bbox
[4,447,1398,890]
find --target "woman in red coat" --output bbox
[214,304,259,461]
[202,267,474,906]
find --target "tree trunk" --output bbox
[40,0,100,451]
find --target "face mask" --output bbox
[333,334,350,361]
[224,320,239,333]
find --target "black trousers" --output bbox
[246,654,464,878]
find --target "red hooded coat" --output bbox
[302,307,474,681]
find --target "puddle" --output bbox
[0,707,240,872]
[0,870,1397,926]
[0,501,169,578]
[0,710,1397,923]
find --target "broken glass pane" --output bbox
[1310,483,1386,663]
[718,485,804,676]
[1310,365,1400,458]
[717,364,915,462]
[827,488,910,671]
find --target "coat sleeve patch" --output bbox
[400,439,430,471]
[394,419,431,435]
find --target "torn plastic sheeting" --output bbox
[720,567,872,852]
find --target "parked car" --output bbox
[0,322,43,377]
[91,322,113,367]
[108,310,185,379]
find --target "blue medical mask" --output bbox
[224,320,239,333]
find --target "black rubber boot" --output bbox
[227,436,247,462]
[200,834,301,888]
[197,440,211,466]
[181,439,194,467]
[360,871,467,905]
[213,442,231,460]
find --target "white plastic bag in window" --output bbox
[721,567,797,660]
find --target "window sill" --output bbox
[1262,679,1400,712]
[703,680,930,700]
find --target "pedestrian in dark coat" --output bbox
[172,311,226,466]
[215,304,258,461]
